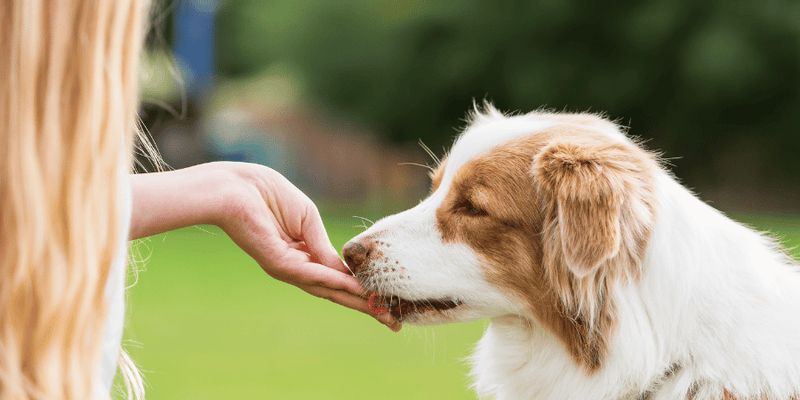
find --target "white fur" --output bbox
[347,109,800,400]
[356,113,554,325]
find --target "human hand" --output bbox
[130,162,401,331]
[205,162,402,332]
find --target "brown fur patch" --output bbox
[435,115,659,371]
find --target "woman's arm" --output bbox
[130,162,401,331]
[129,163,229,239]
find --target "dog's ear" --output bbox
[530,135,657,371]
[533,139,643,278]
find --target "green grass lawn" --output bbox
[115,212,800,400]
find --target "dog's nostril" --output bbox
[343,240,371,275]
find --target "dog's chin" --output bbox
[397,309,455,325]
[397,305,469,325]
[408,304,512,325]
[371,294,465,324]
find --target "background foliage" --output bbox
[215,0,800,194]
[125,2,800,398]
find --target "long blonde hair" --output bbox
[0,0,147,398]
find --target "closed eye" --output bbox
[459,199,488,216]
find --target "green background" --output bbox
[146,0,800,203]
[115,212,800,400]
[116,212,485,400]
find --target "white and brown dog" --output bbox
[343,105,800,400]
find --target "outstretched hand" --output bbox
[130,162,401,332]
[218,163,401,331]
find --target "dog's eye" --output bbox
[461,200,486,216]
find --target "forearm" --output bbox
[129,163,232,240]
[128,161,400,330]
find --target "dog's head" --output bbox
[344,106,659,370]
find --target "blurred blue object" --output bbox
[173,0,217,101]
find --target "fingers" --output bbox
[269,253,402,331]
[297,283,402,332]
[300,204,351,274]
[290,260,366,296]
[261,244,366,297]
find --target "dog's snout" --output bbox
[343,239,374,275]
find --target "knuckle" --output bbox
[318,291,336,302]
[305,275,325,287]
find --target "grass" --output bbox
[116,212,486,400]
[115,212,800,400]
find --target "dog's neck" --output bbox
[633,175,800,398]
[472,174,800,400]
[473,314,657,400]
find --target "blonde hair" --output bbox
[0,0,148,399]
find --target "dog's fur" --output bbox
[343,105,800,400]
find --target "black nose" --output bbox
[342,239,373,275]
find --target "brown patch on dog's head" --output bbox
[436,114,659,371]
[533,131,659,370]
[534,136,656,278]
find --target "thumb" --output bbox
[302,204,351,275]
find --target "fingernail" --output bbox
[389,322,402,333]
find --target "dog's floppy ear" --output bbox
[530,135,657,370]
[533,139,641,278]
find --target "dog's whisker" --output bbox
[354,285,368,297]
[418,139,441,165]
[398,162,435,173]
[352,215,375,227]
[430,328,436,364]
[341,262,355,276]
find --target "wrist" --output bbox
[129,162,248,239]
[185,162,250,229]
[197,162,273,234]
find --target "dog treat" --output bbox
[368,293,388,315]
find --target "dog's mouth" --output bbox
[369,293,462,321]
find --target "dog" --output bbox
[342,105,800,400]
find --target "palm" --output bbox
[217,163,399,331]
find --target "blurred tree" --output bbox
[215,0,800,194]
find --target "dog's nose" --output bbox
[343,239,373,275]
